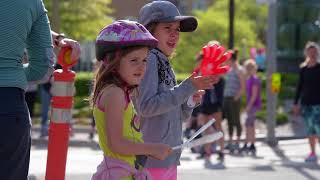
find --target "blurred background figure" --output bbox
[223,49,245,154]
[241,59,261,156]
[255,48,266,72]
[293,41,320,163]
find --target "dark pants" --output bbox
[0,87,31,180]
[223,97,242,137]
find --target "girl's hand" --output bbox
[149,143,172,160]
[189,73,220,90]
[193,90,205,104]
[292,104,300,116]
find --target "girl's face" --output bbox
[153,21,180,57]
[306,47,318,62]
[118,47,149,86]
[245,64,256,76]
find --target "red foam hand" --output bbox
[200,44,231,76]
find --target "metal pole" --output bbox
[266,0,278,146]
[228,0,235,49]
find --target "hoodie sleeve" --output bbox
[135,52,197,118]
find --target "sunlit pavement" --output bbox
[29,138,320,180]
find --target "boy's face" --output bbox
[153,21,180,57]
[118,47,149,86]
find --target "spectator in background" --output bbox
[197,78,225,161]
[255,48,266,72]
[39,31,81,137]
[293,41,320,162]
[240,59,261,156]
[223,49,245,153]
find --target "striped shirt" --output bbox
[0,0,54,90]
[224,66,243,97]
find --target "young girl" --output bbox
[293,41,320,162]
[134,1,218,179]
[241,59,261,155]
[91,20,172,180]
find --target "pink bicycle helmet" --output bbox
[95,20,158,61]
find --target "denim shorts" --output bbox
[245,107,258,127]
[301,105,320,136]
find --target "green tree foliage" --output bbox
[172,0,267,73]
[43,0,113,41]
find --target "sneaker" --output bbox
[225,143,233,150]
[230,143,240,154]
[305,153,317,162]
[248,144,257,155]
[239,143,248,153]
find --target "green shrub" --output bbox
[256,109,289,125]
[74,96,89,109]
[75,72,93,97]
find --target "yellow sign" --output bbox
[271,73,281,93]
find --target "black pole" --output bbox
[229,0,235,49]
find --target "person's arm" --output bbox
[294,68,304,105]
[104,86,171,159]
[246,79,259,111]
[234,68,245,100]
[25,1,54,83]
[293,68,304,116]
[135,53,197,118]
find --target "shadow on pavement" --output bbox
[270,144,320,180]
[204,159,226,170]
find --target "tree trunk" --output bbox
[228,0,235,49]
[52,0,60,32]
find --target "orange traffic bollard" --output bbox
[45,47,77,180]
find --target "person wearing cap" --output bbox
[91,20,173,180]
[132,1,219,179]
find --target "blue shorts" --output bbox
[301,105,320,136]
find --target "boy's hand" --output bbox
[192,90,205,104]
[189,72,220,90]
[149,143,172,160]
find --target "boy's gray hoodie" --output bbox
[132,48,197,168]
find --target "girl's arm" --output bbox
[294,68,304,105]
[104,86,171,158]
[246,83,258,111]
[135,53,197,117]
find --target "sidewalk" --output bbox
[29,139,320,180]
[31,112,307,148]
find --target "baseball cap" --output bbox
[138,1,198,32]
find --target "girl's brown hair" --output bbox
[90,46,146,106]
